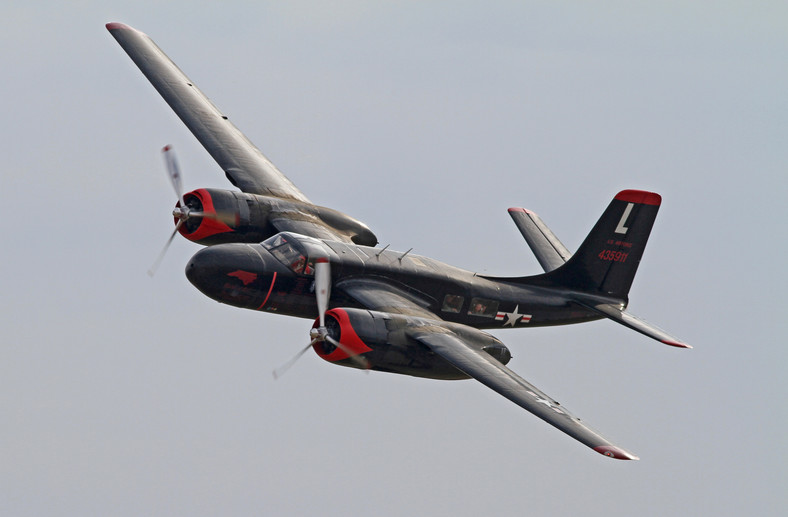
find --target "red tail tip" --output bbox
[614,190,661,206]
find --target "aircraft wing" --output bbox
[408,328,639,459]
[106,22,311,204]
[336,277,438,318]
[336,280,638,459]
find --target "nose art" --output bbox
[185,244,264,293]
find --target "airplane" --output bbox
[107,22,689,460]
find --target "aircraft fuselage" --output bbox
[185,232,609,332]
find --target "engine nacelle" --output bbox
[177,188,273,245]
[176,188,377,246]
[312,308,512,380]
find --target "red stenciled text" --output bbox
[598,249,629,262]
[605,239,633,248]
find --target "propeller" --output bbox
[163,144,185,210]
[148,145,214,277]
[272,258,370,379]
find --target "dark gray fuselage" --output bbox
[185,235,607,331]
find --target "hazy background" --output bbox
[2,1,786,515]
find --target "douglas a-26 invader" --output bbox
[108,22,689,460]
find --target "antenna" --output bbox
[398,248,413,262]
[375,244,390,258]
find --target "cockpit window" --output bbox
[262,234,314,275]
[264,234,288,249]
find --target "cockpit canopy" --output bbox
[261,232,330,275]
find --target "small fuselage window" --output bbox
[467,297,499,318]
[442,294,464,313]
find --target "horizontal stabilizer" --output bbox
[580,302,690,348]
[508,208,571,272]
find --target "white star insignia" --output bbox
[527,391,565,414]
[504,305,524,327]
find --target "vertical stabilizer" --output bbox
[544,190,661,298]
[508,208,571,272]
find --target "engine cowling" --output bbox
[176,188,273,245]
[311,308,512,380]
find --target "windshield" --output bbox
[262,234,315,275]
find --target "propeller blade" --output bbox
[326,335,371,370]
[148,218,184,277]
[315,258,330,328]
[204,209,240,226]
[272,341,316,380]
[162,145,186,209]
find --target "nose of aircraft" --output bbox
[185,243,268,306]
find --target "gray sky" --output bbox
[2,1,786,515]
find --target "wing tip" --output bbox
[508,207,535,215]
[106,22,133,31]
[661,339,692,349]
[594,445,640,460]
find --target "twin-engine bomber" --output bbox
[107,22,689,459]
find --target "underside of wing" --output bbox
[335,278,438,319]
[106,22,311,203]
[409,328,640,460]
[333,280,638,459]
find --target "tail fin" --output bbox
[544,190,661,299]
[508,208,571,272]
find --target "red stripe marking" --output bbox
[614,190,661,206]
[256,272,277,310]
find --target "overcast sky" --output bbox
[2,2,786,515]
